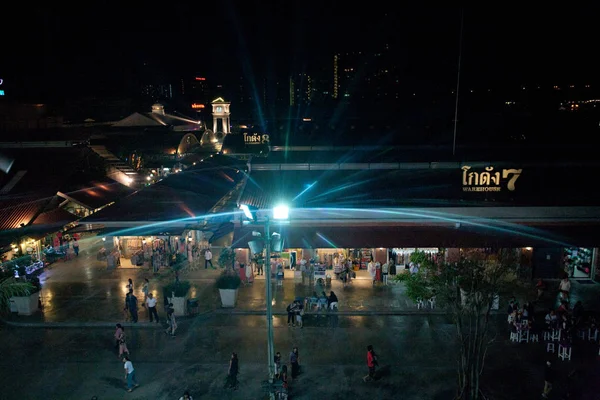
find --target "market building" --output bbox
[227,143,600,282]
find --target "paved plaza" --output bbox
[2,244,600,398]
[6,243,600,326]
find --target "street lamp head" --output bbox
[273,204,289,220]
[240,204,255,221]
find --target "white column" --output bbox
[225,117,230,133]
[213,118,217,133]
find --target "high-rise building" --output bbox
[289,73,313,106]
[333,54,339,99]
[141,83,173,101]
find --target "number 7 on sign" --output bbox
[502,169,522,191]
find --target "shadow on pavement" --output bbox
[100,376,124,389]
[375,365,391,380]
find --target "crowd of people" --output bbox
[505,276,598,399]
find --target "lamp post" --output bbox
[263,216,275,385]
[240,204,289,397]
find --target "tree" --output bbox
[403,249,519,400]
[218,247,236,271]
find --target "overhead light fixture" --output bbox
[273,204,289,220]
[240,204,254,221]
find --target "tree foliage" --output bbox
[218,247,236,270]
[403,249,519,400]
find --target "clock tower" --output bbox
[211,97,231,134]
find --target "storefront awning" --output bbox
[232,223,600,249]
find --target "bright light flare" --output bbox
[240,204,254,220]
[273,205,289,220]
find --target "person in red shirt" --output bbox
[363,345,378,382]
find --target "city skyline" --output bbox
[2,4,599,103]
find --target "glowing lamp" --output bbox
[240,204,254,221]
[273,205,289,220]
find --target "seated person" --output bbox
[317,291,328,310]
[557,300,569,316]
[328,291,339,310]
[545,309,558,329]
[506,301,515,315]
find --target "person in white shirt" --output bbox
[146,293,159,323]
[123,356,138,392]
[559,277,571,301]
[382,262,389,285]
[204,249,213,269]
[368,261,377,286]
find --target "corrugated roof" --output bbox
[0,196,48,230]
[58,179,135,210]
[82,156,247,225]
[32,207,79,227]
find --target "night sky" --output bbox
[2,3,599,102]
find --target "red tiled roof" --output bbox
[0,196,48,230]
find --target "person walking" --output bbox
[382,261,389,285]
[124,292,131,322]
[287,301,298,327]
[204,249,213,269]
[542,360,555,398]
[274,351,282,379]
[165,303,177,336]
[72,238,79,257]
[280,364,289,397]
[122,356,139,392]
[290,347,300,379]
[114,323,124,351]
[126,278,134,292]
[128,289,138,323]
[141,278,149,308]
[146,293,159,323]
[224,352,239,390]
[118,326,130,357]
[363,344,378,382]
[295,301,304,328]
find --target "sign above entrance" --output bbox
[461,165,522,192]
[244,132,270,145]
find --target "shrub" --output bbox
[163,280,191,298]
[216,272,241,290]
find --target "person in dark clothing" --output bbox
[287,302,298,327]
[274,351,282,378]
[225,352,239,390]
[572,301,584,326]
[280,364,289,392]
[328,291,338,311]
[128,290,138,323]
[290,347,300,379]
[542,360,554,398]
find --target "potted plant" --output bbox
[6,273,39,316]
[162,280,191,316]
[216,271,241,307]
